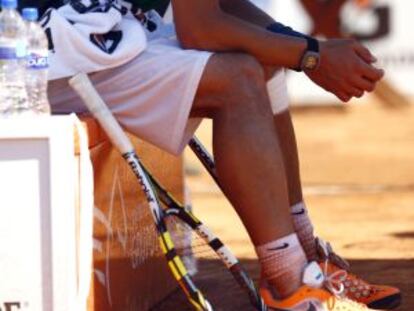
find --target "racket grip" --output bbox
[69,73,134,155]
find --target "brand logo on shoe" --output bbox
[316,272,323,281]
[267,243,289,251]
[292,208,305,215]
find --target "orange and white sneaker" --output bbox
[260,262,380,311]
[316,238,401,310]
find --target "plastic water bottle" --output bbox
[0,0,29,116]
[23,7,50,114]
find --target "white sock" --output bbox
[291,202,318,261]
[256,233,307,298]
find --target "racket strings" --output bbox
[162,216,254,311]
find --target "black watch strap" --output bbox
[294,37,319,72]
[307,37,319,53]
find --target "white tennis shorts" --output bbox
[49,33,289,155]
[49,34,211,155]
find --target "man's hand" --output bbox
[306,39,384,102]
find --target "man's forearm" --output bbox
[204,14,307,69]
[172,0,307,69]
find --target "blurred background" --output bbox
[183,1,414,310]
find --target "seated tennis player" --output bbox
[35,0,400,309]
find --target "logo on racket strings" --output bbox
[124,153,155,203]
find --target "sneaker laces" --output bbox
[316,238,347,296]
[317,238,372,310]
[322,257,348,296]
[316,238,375,300]
[321,262,372,310]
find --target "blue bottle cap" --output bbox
[22,8,39,21]
[1,0,18,9]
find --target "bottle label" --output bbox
[27,53,49,70]
[0,47,18,59]
[15,41,27,58]
[0,41,27,60]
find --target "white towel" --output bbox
[40,0,147,80]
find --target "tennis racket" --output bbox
[69,73,269,311]
[188,137,221,189]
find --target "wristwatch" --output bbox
[296,37,320,72]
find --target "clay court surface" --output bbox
[155,98,414,310]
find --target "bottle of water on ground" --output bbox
[0,0,29,116]
[23,7,50,115]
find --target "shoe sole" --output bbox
[367,293,402,310]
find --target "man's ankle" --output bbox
[256,233,307,298]
[291,201,318,261]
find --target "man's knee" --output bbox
[213,54,274,118]
[226,54,266,91]
[192,53,269,117]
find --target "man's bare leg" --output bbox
[192,53,293,245]
[191,53,307,296]
[273,111,303,205]
[262,68,318,261]
[274,110,318,261]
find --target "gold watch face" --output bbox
[305,56,317,69]
[302,52,320,71]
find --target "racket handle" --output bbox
[69,73,134,154]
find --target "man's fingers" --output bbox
[343,82,364,98]
[349,87,364,98]
[338,86,362,101]
[354,42,377,63]
[354,77,376,93]
[337,91,351,102]
[360,62,385,82]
